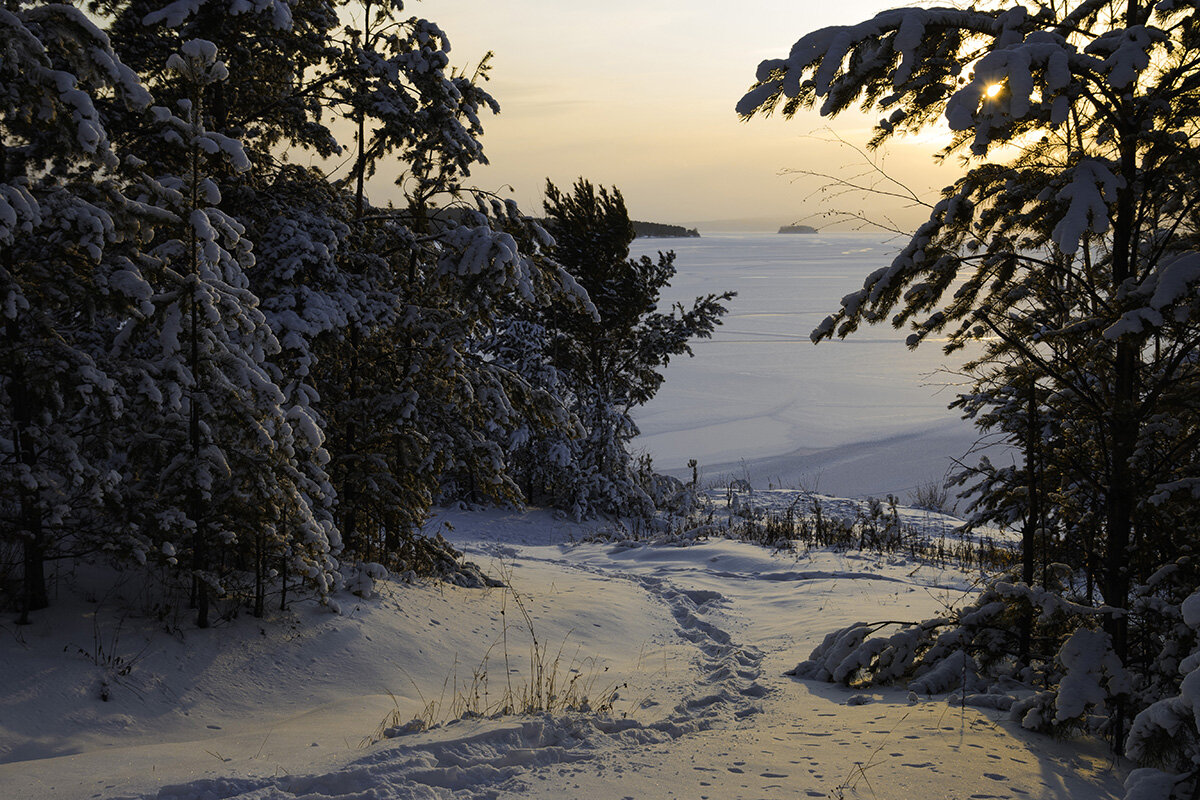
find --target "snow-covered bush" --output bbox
[1121,591,1200,799]
[786,576,1126,717]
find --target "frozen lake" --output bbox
[629,231,993,499]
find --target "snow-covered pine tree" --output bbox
[0,2,156,621]
[100,0,358,592]
[306,0,502,561]
[235,164,351,604]
[281,0,586,565]
[432,200,588,512]
[1123,586,1200,799]
[739,0,1200,756]
[526,178,733,518]
[95,0,548,573]
[114,41,336,626]
[480,312,585,513]
[94,0,341,161]
[96,0,591,574]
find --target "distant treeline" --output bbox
[778,224,818,234]
[632,221,701,238]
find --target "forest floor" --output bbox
[0,492,1125,800]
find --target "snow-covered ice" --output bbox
[629,232,987,499]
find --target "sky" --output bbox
[394,0,955,231]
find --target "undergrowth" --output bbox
[720,493,1015,572]
[578,483,1015,573]
[367,565,623,744]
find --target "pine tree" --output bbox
[0,2,155,621]
[113,41,337,626]
[526,178,733,517]
[98,0,566,574]
[94,0,340,159]
[739,0,1200,756]
[298,2,587,561]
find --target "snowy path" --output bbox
[1,506,1124,799]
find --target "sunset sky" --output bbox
[404,1,954,231]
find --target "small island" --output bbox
[778,224,818,234]
[633,220,701,238]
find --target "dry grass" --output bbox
[368,567,622,744]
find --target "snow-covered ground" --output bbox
[0,495,1123,800]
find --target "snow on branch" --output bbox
[738,6,1030,122]
[1104,252,1200,339]
[144,0,294,30]
[1084,25,1166,89]
[944,32,1101,153]
[1051,159,1120,257]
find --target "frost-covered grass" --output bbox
[613,485,1017,572]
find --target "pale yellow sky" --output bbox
[368,1,953,231]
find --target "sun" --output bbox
[985,83,1004,98]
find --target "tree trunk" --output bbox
[1,137,48,622]
[1103,35,1142,747]
[254,527,265,618]
[1103,122,1139,663]
[352,0,373,219]
[7,309,48,623]
[187,92,210,630]
[1020,381,1040,664]
[1105,341,1136,657]
[279,553,289,611]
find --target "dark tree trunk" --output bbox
[1103,122,1139,664]
[279,553,289,611]
[187,96,210,630]
[1103,47,1142,749]
[1020,382,1040,665]
[6,309,48,622]
[1105,341,1136,660]
[254,527,265,618]
[1,137,47,622]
